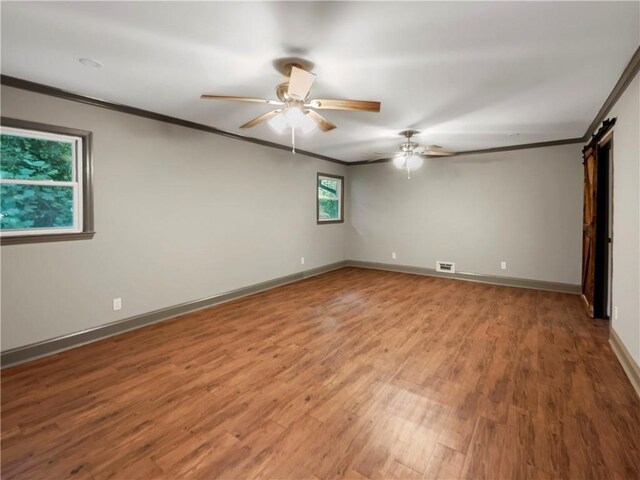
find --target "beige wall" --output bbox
[607,72,640,366]
[0,86,348,351]
[5,81,631,357]
[347,143,583,285]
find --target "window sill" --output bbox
[1,231,95,246]
[317,220,344,225]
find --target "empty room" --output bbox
[1,1,639,479]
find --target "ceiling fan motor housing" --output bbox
[276,82,310,104]
[400,141,419,152]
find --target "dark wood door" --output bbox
[581,145,597,315]
[582,117,615,318]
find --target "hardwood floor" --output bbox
[2,267,639,480]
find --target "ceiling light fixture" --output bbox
[268,105,316,153]
[381,130,454,179]
[393,155,406,169]
[201,61,381,154]
[79,58,103,68]
[268,111,288,134]
[406,155,424,170]
[393,153,423,179]
[284,107,316,134]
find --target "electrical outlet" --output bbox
[392,252,397,260]
[113,298,122,311]
[501,261,507,270]
[613,306,618,320]
[301,257,305,265]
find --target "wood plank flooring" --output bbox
[2,267,639,479]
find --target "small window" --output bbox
[0,118,94,245]
[317,173,344,224]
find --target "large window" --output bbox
[0,118,93,245]
[317,173,344,224]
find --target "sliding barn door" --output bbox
[582,145,597,315]
[582,118,616,318]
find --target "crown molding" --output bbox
[583,45,640,141]
[0,75,349,166]
[4,43,640,167]
[352,44,640,166]
[455,138,585,156]
[348,137,585,165]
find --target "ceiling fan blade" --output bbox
[239,109,282,129]
[371,152,403,158]
[307,99,381,112]
[201,95,283,106]
[288,66,317,100]
[305,110,336,132]
[422,150,454,157]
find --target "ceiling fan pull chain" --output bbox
[291,127,296,154]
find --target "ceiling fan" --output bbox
[201,62,381,153]
[374,130,455,179]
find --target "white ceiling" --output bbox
[1,2,638,162]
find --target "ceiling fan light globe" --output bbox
[393,156,406,169]
[284,106,305,128]
[407,155,423,170]
[268,112,287,134]
[300,112,317,134]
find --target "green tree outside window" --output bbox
[1,133,76,230]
